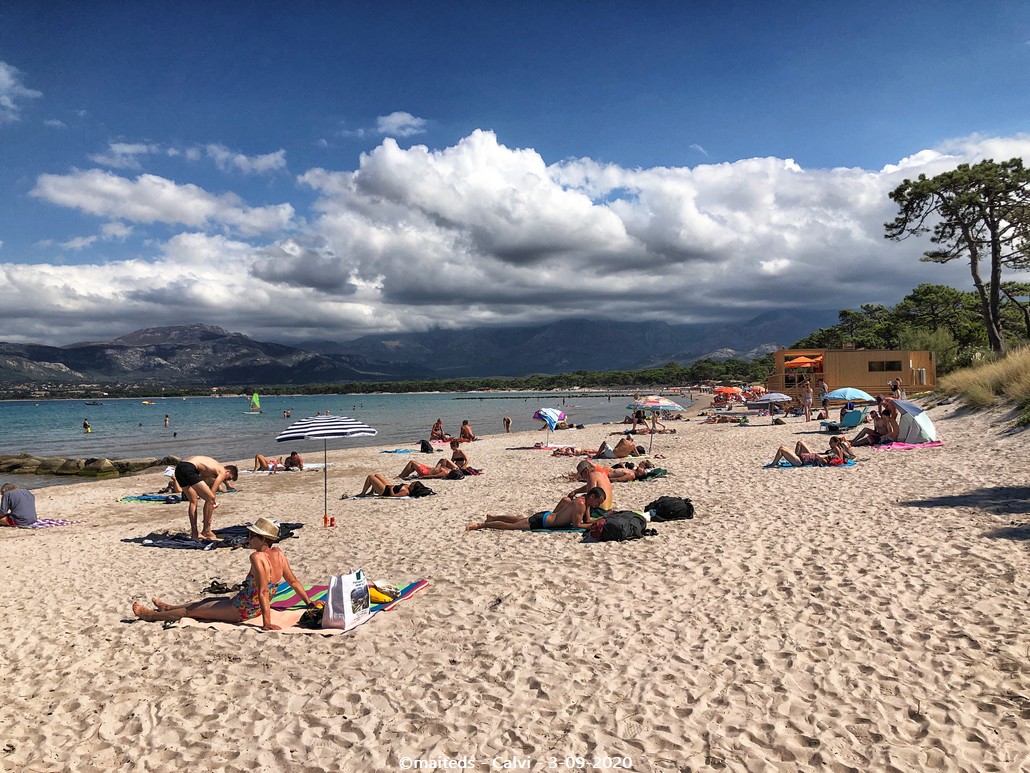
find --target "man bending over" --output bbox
[174,455,239,540]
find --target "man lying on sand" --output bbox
[552,437,645,459]
[466,487,607,531]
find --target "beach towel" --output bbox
[171,579,430,635]
[637,468,669,480]
[239,463,331,475]
[26,518,80,529]
[124,522,304,550]
[119,494,182,504]
[343,495,410,500]
[764,459,857,469]
[871,441,944,451]
[379,449,414,454]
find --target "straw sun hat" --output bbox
[246,518,280,541]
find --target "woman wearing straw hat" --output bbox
[132,517,314,631]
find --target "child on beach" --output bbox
[132,518,314,631]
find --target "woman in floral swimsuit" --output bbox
[132,518,314,631]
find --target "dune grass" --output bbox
[939,346,1030,423]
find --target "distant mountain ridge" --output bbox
[0,311,838,386]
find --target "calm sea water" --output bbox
[0,392,691,489]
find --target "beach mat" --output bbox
[872,441,944,450]
[239,463,331,475]
[173,579,430,635]
[25,518,81,529]
[764,459,857,469]
[123,522,304,550]
[119,494,182,504]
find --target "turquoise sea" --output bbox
[1,392,690,489]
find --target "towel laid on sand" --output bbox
[25,518,80,529]
[119,494,182,504]
[171,579,430,635]
[124,522,303,550]
[872,441,944,451]
[764,458,857,469]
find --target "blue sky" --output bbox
[1,2,1029,346]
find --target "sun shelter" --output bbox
[891,399,939,443]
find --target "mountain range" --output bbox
[0,309,838,386]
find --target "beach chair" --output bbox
[820,407,867,432]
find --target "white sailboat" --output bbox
[244,392,262,415]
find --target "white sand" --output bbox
[1,399,1028,771]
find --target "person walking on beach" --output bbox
[0,484,38,528]
[800,380,814,422]
[132,518,315,631]
[173,455,239,540]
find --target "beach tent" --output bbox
[891,399,939,443]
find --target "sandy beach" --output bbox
[1,398,1028,772]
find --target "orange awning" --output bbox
[785,355,822,368]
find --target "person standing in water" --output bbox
[83,418,91,433]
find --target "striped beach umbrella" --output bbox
[532,407,567,445]
[277,415,377,521]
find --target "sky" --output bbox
[1,1,1030,347]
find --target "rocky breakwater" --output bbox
[0,453,180,480]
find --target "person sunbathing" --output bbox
[132,518,314,631]
[852,411,891,446]
[253,453,285,472]
[449,439,469,469]
[430,419,451,442]
[570,460,614,509]
[595,437,645,459]
[357,474,411,497]
[768,437,852,467]
[458,420,478,442]
[398,457,461,479]
[282,451,304,470]
[466,487,607,531]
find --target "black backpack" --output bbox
[419,439,433,453]
[589,511,656,542]
[643,496,695,522]
[408,481,435,497]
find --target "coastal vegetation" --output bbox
[938,346,1030,426]
[885,157,1030,355]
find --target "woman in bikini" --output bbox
[397,458,461,479]
[768,437,853,467]
[430,419,450,442]
[357,473,411,497]
[132,518,313,631]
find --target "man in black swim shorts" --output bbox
[174,455,238,540]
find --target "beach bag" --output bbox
[419,439,433,453]
[589,511,652,542]
[446,469,466,480]
[322,569,371,631]
[408,481,435,497]
[644,496,694,522]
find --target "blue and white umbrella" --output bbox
[533,408,567,444]
[824,387,874,402]
[277,415,377,519]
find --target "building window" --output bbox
[868,360,903,372]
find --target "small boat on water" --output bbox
[141,401,155,405]
[244,392,262,415]
[84,401,103,406]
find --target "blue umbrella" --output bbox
[533,408,566,444]
[824,387,874,402]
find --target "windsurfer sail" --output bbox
[245,392,262,414]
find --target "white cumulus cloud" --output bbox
[0,61,42,123]
[376,111,427,137]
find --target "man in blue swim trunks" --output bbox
[465,487,607,531]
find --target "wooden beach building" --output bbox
[765,348,937,399]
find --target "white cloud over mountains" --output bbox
[6,130,1030,345]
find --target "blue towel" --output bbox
[379,449,414,454]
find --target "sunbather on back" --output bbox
[466,487,606,531]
